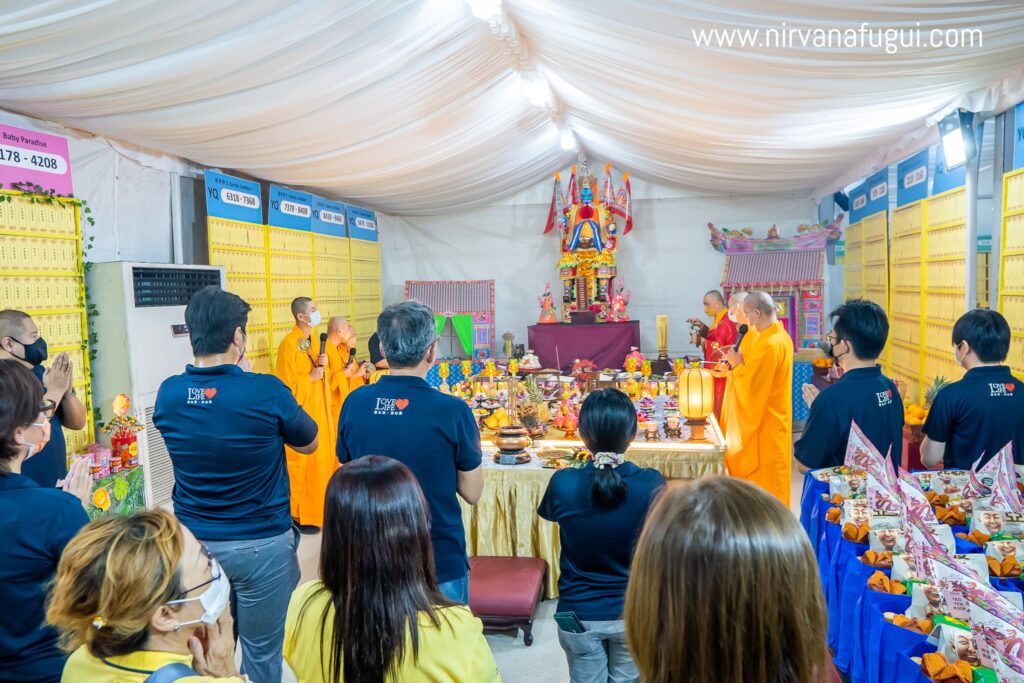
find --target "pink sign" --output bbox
[0,124,73,195]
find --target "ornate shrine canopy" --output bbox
[723,251,825,289]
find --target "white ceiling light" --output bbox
[466,0,502,22]
[560,128,576,151]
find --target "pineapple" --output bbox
[520,377,547,432]
[923,377,949,408]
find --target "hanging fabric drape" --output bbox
[0,1,1021,214]
[435,314,474,356]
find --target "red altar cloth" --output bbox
[527,321,641,373]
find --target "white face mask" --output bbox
[308,310,321,327]
[166,557,231,630]
[24,420,51,459]
[954,343,967,367]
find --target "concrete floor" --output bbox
[278,458,806,683]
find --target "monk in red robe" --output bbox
[688,289,738,420]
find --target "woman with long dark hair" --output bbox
[625,476,829,683]
[284,455,499,683]
[538,388,664,683]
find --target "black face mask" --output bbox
[8,336,48,366]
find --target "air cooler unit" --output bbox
[87,262,225,508]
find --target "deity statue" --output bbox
[537,283,559,324]
[544,161,632,322]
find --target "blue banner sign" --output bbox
[850,169,888,223]
[896,149,929,206]
[204,170,261,223]
[311,196,346,236]
[1013,101,1024,171]
[268,185,312,230]
[347,205,378,242]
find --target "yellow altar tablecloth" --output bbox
[460,419,726,597]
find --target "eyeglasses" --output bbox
[169,545,220,602]
[40,399,56,419]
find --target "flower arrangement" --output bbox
[101,394,143,468]
[571,359,597,376]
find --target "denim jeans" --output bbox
[556,619,640,683]
[438,573,469,604]
[203,527,300,683]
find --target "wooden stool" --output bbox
[468,556,547,646]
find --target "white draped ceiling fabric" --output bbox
[1,1,1023,214]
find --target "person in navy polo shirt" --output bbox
[0,360,91,683]
[795,299,904,471]
[0,310,89,489]
[922,309,1024,470]
[153,286,318,683]
[337,301,484,603]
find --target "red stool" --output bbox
[468,556,547,646]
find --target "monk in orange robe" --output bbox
[722,291,793,504]
[718,291,755,435]
[688,289,738,420]
[324,316,371,426]
[275,297,336,528]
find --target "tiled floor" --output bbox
[281,452,806,683]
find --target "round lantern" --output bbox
[679,364,714,441]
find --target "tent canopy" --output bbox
[1,1,1022,214]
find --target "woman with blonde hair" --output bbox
[624,476,829,683]
[46,509,245,682]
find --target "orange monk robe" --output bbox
[325,342,362,427]
[723,321,793,504]
[275,326,337,527]
[704,308,738,420]
[718,326,758,436]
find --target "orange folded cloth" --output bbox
[888,613,933,635]
[830,493,845,505]
[954,530,990,546]
[861,550,894,568]
[825,506,842,524]
[934,505,966,526]
[925,491,950,507]
[843,522,870,543]
[867,570,907,595]
[920,652,972,683]
[987,555,1022,578]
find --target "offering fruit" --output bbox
[91,487,111,512]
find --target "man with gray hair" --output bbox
[336,301,484,602]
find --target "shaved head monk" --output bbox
[275,296,336,530]
[324,316,372,426]
[722,291,794,504]
[687,290,737,419]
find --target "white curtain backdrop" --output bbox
[379,175,816,354]
[0,1,1022,215]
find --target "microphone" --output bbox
[319,333,328,365]
[733,324,749,351]
[347,347,355,367]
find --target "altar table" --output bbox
[460,419,726,597]
[527,320,640,372]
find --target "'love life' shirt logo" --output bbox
[990,383,1015,398]
[187,387,217,405]
[876,389,893,407]
[374,397,409,416]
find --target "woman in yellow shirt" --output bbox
[284,455,500,683]
[46,510,246,683]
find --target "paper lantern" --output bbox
[679,364,714,441]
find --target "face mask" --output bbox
[704,306,715,318]
[954,344,967,367]
[8,336,48,366]
[830,339,848,362]
[166,558,231,630]
[23,420,52,459]
[235,331,247,366]
[307,310,321,327]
